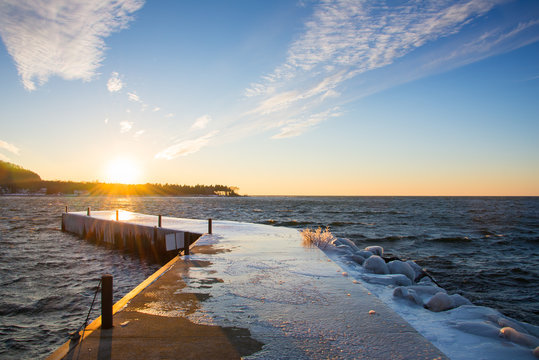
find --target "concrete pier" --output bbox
[51,211,447,359]
[61,211,203,263]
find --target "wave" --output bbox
[0,295,83,317]
[259,220,315,227]
[429,236,472,243]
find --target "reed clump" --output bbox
[301,227,335,249]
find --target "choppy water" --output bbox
[0,196,537,359]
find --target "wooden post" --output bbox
[158,215,162,228]
[208,218,212,234]
[101,274,113,329]
[65,206,68,213]
[184,232,190,255]
[116,210,119,221]
[87,207,90,216]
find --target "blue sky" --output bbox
[0,0,538,195]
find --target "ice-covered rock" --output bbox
[393,287,423,306]
[451,294,472,307]
[448,305,502,323]
[406,260,424,281]
[363,255,388,274]
[498,317,530,335]
[387,260,416,282]
[407,285,446,296]
[452,320,501,338]
[335,238,360,252]
[364,245,383,256]
[426,292,456,312]
[350,254,365,265]
[426,293,471,312]
[358,250,374,259]
[499,327,539,348]
[335,244,353,253]
[361,273,412,286]
[533,346,539,358]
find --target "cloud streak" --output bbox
[0,139,20,162]
[271,107,342,139]
[0,0,144,90]
[155,131,219,160]
[240,0,537,141]
[0,140,20,155]
[247,0,500,106]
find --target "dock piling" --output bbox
[208,218,212,234]
[101,274,113,329]
[65,206,68,213]
[158,215,162,228]
[116,210,119,221]
[184,232,190,255]
[87,207,90,216]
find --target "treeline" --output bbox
[0,160,41,183]
[1,180,240,197]
[0,161,239,196]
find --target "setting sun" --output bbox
[104,157,141,184]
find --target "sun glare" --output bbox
[105,157,141,184]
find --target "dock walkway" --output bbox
[50,211,447,359]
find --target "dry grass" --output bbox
[301,227,336,249]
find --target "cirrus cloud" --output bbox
[0,0,144,91]
[155,131,219,160]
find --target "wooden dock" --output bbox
[50,211,447,359]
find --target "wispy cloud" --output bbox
[247,0,499,105]
[127,92,141,103]
[156,0,538,158]
[120,120,133,133]
[0,139,19,162]
[0,0,144,91]
[240,0,538,141]
[107,72,123,92]
[271,107,342,139]
[155,131,218,160]
[0,139,20,155]
[134,129,145,138]
[191,115,211,130]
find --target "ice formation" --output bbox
[323,237,539,360]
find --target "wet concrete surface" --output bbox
[56,212,448,359]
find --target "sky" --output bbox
[0,0,538,196]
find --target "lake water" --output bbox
[0,196,537,359]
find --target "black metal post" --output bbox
[184,232,190,255]
[101,274,113,329]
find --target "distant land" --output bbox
[0,161,239,196]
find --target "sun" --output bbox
[104,157,141,184]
